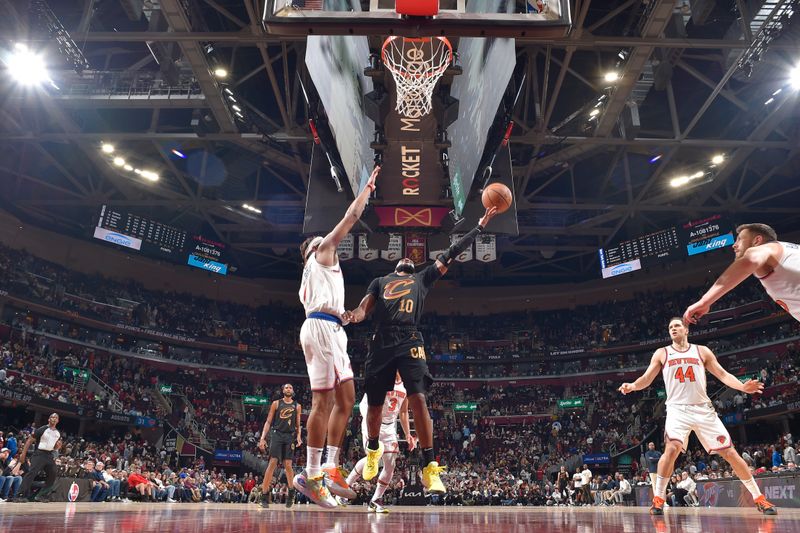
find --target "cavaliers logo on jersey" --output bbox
[383,279,415,300]
[279,407,295,420]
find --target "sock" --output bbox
[347,458,366,485]
[648,473,657,486]
[654,475,668,499]
[741,477,762,499]
[367,437,380,451]
[325,445,340,466]
[422,447,435,466]
[372,481,388,501]
[307,446,323,477]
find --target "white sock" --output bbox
[307,446,323,477]
[741,477,762,499]
[347,458,366,486]
[655,475,668,499]
[372,481,388,501]
[325,445,340,466]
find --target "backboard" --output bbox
[264,0,571,38]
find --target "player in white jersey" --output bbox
[293,165,381,508]
[342,373,416,513]
[619,318,776,516]
[684,223,800,324]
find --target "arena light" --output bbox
[670,176,690,188]
[231,104,242,112]
[113,157,125,167]
[649,154,662,164]
[242,203,262,214]
[790,65,800,90]
[213,67,228,78]
[603,71,619,83]
[101,143,115,154]
[710,154,725,165]
[6,43,51,86]
[171,149,186,159]
[589,108,600,117]
[140,170,160,182]
[123,164,133,171]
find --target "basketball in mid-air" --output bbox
[481,183,513,214]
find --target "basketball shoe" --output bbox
[650,496,665,515]
[754,495,777,515]
[322,464,357,499]
[363,441,385,481]
[422,461,447,494]
[369,498,390,514]
[286,488,295,508]
[293,470,338,509]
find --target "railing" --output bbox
[87,372,123,412]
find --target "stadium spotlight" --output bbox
[790,65,800,90]
[101,143,115,154]
[113,157,125,167]
[603,71,619,83]
[213,67,228,78]
[670,176,690,188]
[6,43,50,86]
[141,170,160,182]
[123,164,133,171]
[589,108,600,117]
[710,154,724,165]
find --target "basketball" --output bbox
[482,183,513,214]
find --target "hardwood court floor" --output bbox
[0,502,796,532]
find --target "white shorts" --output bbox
[299,318,353,391]
[361,423,400,454]
[664,403,732,454]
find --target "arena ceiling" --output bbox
[1,0,799,285]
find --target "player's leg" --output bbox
[369,449,396,514]
[295,320,338,508]
[397,341,442,493]
[283,458,296,508]
[694,408,777,515]
[652,406,691,514]
[260,457,279,506]
[362,346,397,481]
[323,379,357,499]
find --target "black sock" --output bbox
[422,447,435,465]
[288,488,295,496]
[368,437,379,450]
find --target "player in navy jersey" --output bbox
[345,206,497,494]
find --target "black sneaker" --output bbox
[286,488,295,508]
[259,492,270,509]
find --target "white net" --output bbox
[382,36,452,119]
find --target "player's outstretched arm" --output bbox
[316,165,380,267]
[619,350,664,395]
[344,293,376,324]
[434,206,499,274]
[700,345,765,395]
[683,243,781,324]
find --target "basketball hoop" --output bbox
[381,36,452,119]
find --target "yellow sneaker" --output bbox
[362,441,384,481]
[422,461,446,494]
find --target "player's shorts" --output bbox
[299,317,354,391]
[364,328,433,406]
[664,403,733,454]
[269,431,294,461]
[361,423,400,454]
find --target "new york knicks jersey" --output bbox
[360,381,407,426]
[662,344,711,406]
[299,253,345,317]
[758,241,800,322]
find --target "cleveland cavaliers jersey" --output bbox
[757,241,800,322]
[662,344,710,406]
[299,253,345,317]
[360,381,407,426]
[273,399,298,434]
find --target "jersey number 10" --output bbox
[399,299,414,313]
[674,366,697,383]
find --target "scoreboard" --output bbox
[93,206,229,275]
[599,215,733,279]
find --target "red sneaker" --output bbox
[650,496,665,515]
[754,495,777,515]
